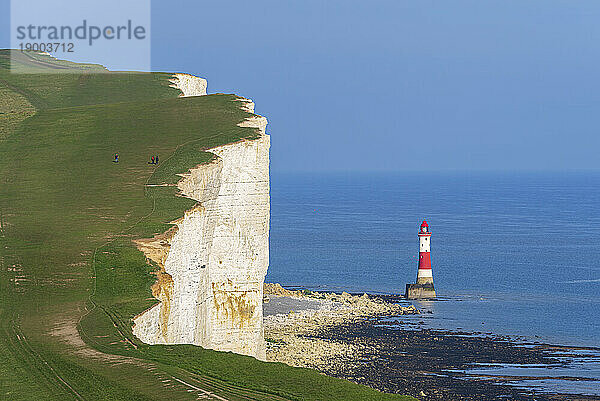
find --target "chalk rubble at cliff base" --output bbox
[263,283,418,369]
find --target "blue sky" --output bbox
[2,1,600,172]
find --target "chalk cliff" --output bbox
[169,73,208,97]
[132,74,269,360]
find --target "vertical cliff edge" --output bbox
[132,73,270,360]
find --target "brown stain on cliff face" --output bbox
[133,225,180,341]
[133,226,178,268]
[212,281,258,329]
[152,271,174,339]
[133,204,206,340]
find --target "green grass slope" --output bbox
[0,50,416,401]
[0,83,35,139]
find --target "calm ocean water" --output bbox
[267,171,600,348]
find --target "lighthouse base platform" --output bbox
[405,283,436,300]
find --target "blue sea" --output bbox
[266,171,600,394]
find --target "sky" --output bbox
[2,0,600,172]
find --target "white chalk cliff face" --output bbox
[132,74,270,360]
[169,73,208,97]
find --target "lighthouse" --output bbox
[417,220,433,284]
[405,220,436,299]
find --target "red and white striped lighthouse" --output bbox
[406,219,436,299]
[417,220,433,285]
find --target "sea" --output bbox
[266,171,600,395]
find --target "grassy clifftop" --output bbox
[0,50,415,401]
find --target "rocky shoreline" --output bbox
[263,283,418,369]
[263,285,600,401]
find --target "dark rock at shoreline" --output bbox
[264,289,599,400]
[311,317,599,401]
